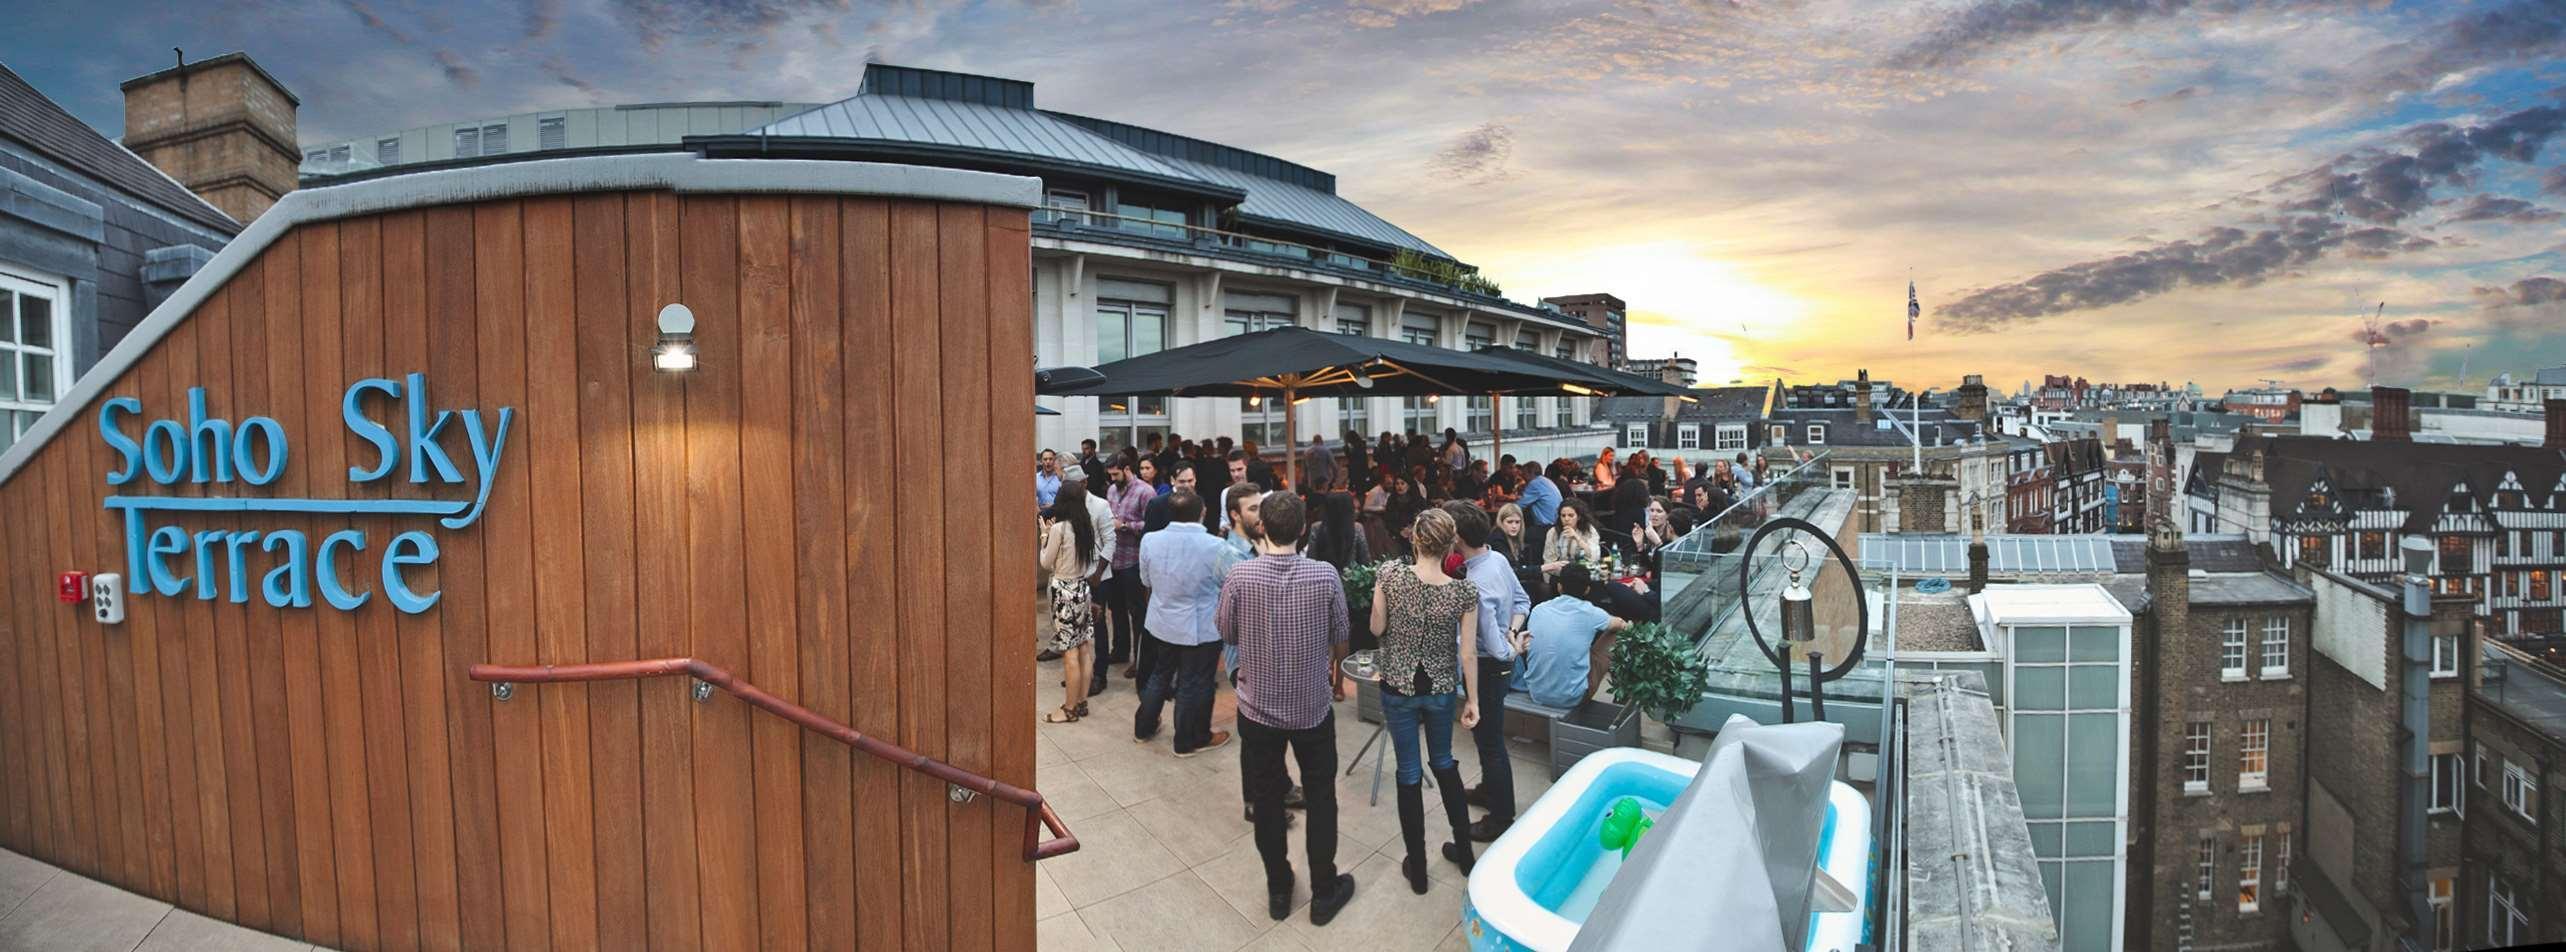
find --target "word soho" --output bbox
[97,373,515,615]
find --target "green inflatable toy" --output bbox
[1598,796,1655,859]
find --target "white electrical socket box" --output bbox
[90,573,124,625]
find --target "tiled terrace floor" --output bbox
[0,849,314,952]
[1031,653,1561,952]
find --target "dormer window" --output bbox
[1807,424,1827,444]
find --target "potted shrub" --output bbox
[1342,559,1393,723]
[1595,621,1710,755]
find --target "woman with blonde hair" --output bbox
[1369,506,1482,893]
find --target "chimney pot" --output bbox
[2372,386,2411,441]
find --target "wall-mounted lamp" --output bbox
[1426,393,1441,405]
[654,303,698,372]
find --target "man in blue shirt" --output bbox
[1517,462,1562,565]
[1035,449,1063,511]
[1513,565,1630,709]
[1136,489,1241,755]
[1443,501,1531,841]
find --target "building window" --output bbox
[2533,570,2552,601]
[2259,617,2289,677]
[377,136,402,165]
[2183,722,2211,793]
[1227,297,1296,446]
[1715,423,1747,451]
[2239,719,2269,791]
[2297,534,2325,565]
[481,122,508,154]
[1095,293,1171,454]
[1677,424,1700,450]
[2503,760,2537,823]
[2276,832,2290,896]
[1335,310,1373,437]
[2195,837,2216,902]
[1623,424,1649,449]
[1113,198,1189,240]
[1770,423,1788,444]
[0,269,68,450]
[453,125,481,158]
[1807,424,1827,444]
[2476,743,2489,788]
[2237,834,2261,913]
[2222,618,2248,680]
[2359,531,2386,560]
[2431,634,2459,678]
[2440,534,2471,573]
[2488,873,2526,947]
[2430,752,2464,815]
[2430,877,2454,951]
[537,116,566,150]
[1041,189,1090,225]
[1832,467,1853,490]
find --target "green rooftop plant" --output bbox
[1608,621,1709,724]
[1389,249,1502,297]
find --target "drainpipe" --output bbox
[2400,537,2434,949]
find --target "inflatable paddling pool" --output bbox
[1460,747,1872,951]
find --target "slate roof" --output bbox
[2188,571,2315,606]
[1598,385,1767,423]
[1770,406,1990,448]
[2537,367,2566,387]
[2105,534,2266,573]
[0,60,237,234]
[2205,433,2566,532]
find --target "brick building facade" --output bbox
[2460,642,2565,949]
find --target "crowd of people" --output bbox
[1028,428,1774,927]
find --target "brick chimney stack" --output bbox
[1955,373,1990,422]
[1854,368,1874,424]
[2371,386,2411,442]
[120,50,300,222]
[2547,399,2565,449]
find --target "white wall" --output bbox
[2311,571,2390,691]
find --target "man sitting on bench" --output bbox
[1510,564,1631,710]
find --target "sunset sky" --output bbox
[15,0,2565,395]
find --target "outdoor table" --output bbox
[1338,649,1436,806]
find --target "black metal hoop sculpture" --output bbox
[1737,516,1869,722]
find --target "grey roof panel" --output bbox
[1149,153,1447,257]
[0,61,238,234]
[753,94,1205,185]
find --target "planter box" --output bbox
[1550,700,1640,779]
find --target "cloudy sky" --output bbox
[15,0,2566,394]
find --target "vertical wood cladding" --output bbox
[0,192,1037,951]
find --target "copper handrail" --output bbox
[467,657,1079,861]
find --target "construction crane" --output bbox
[2359,301,2388,386]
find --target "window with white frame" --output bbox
[1677,424,1700,450]
[1715,423,1747,451]
[2237,834,2262,913]
[377,136,402,165]
[1624,424,1649,449]
[1807,424,1827,444]
[1832,467,1853,489]
[2431,634,2459,678]
[537,116,566,150]
[2430,877,2453,951]
[2222,618,2249,679]
[2260,616,2290,677]
[2195,837,2216,901]
[2503,760,2536,823]
[2239,719,2269,791]
[2488,872,2526,946]
[1770,423,1788,445]
[0,268,69,450]
[2183,722,2211,793]
[2430,752,2464,815]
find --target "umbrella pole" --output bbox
[1284,386,1300,490]
[1492,394,1503,465]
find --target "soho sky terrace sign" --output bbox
[97,371,514,614]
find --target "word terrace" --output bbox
[97,373,514,615]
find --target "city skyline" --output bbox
[11,0,2564,393]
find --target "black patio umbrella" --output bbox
[1470,345,1695,461]
[1041,326,1678,487]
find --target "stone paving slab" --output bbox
[0,851,319,952]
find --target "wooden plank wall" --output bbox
[0,190,1039,951]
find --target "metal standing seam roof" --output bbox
[754,93,1453,259]
[1146,152,1447,258]
[1858,533,2121,576]
[756,95,1208,187]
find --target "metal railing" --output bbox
[469,656,1080,862]
[1032,207,1528,308]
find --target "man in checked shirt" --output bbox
[1217,491,1358,926]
